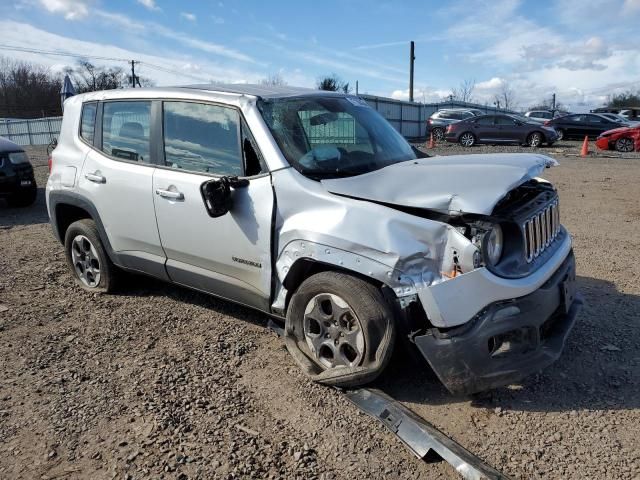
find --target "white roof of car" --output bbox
[183,83,343,99]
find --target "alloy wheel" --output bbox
[616,137,634,153]
[70,235,101,287]
[432,128,445,141]
[460,133,475,147]
[303,293,365,369]
[529,132,542,147]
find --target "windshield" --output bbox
[257,95,420,179]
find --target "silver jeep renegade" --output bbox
[46,84,581,394]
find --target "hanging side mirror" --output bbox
[200,176,249,218]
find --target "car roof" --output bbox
[182,83,343,99]
[0,136,23,152]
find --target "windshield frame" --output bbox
[256,94,424,180]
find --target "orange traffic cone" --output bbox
[580,136,589,157]
[428,132,435,149]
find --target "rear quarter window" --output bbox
[80,102,97,144]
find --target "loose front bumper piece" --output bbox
[414,250,582,395]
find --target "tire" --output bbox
[459,132,476,147]
[64,219,118,293]
[555,129,564,141]
[7,187,37,207]
[431,127,445,141]
[615,137,635,153]
[527,131,543,148]
[284,271,396,388]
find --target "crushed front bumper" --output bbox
[413,250,582,395]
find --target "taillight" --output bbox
[427,119,432,124]
[543,121,551,126]
[446,125,452,133]
[48,155,52,173]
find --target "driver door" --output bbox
[152,100,273,311]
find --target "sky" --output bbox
[1,0,640,111]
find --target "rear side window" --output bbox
[80,102,97,144]
[475,116,495,125]
[102,101,151,163]
[163,101,242,176]
[495,116,515,125]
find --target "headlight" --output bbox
[485,225,503,265]
[8,152,29,164]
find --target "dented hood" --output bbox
[321,153,558,215]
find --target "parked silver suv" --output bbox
[47,85,582,394]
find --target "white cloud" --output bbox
[0,20,265,86]
[476,77,505,90]
[180,12,196,22]
[136,0,159,11]
[211,15,225,25]
[624,0,640,10]
[38,0,90,20]
[391,87,451,103]
[95,10,145,30]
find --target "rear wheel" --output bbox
[615,137,635,152]
[64,219,118,293]
[7,187,36,207]
[527,132,543,147]
[284,271,396,388]
[431,127,445,141]
[459,132,476,147]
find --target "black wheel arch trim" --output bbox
[48,190,118,263]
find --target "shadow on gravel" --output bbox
[0,187,49,227]
[115,274,269,330]
[373,275,639,414]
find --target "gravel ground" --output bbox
[0,141,638,479]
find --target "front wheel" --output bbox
[615,137,635,152]
[459,132,476,147]
[284,271,396,388]
[555,129,564,141]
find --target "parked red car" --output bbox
[595,125,640,152]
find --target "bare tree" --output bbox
[607,90,640,108]
[0,56,62,118]
[260,73,287,86]
[451,78,475,103]
[317,74,350,94]
[495,82,517,111]
[65,60,153,93]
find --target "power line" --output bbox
[0,43,214,83]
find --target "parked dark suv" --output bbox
[445,114,559,147]
[0,137,37,207]
[427,109,481,140]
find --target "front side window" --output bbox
[80,102,97,144]
[102,101,151,163]
[258,95,419,179]
[163,101,242,176]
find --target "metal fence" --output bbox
[0,97,517,146]
[360,95,516,140]
[0,117,62,146]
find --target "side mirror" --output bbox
[200,176,249,218]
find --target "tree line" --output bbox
[0,56,152,119]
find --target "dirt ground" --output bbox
[0,141,639,479]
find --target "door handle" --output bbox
[85,172,106,183]
[155,188,184,200]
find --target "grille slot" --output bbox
[523,200,560,263]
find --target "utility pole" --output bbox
[409,41,415,102]
[356,80,359,96]
[131,60,136,88]
[551,93,556,114]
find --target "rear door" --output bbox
[79,99,167,279]
[152,100,274,310]
[564,115,586,137]
[585,114,616,137]
[473,115,497,141]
